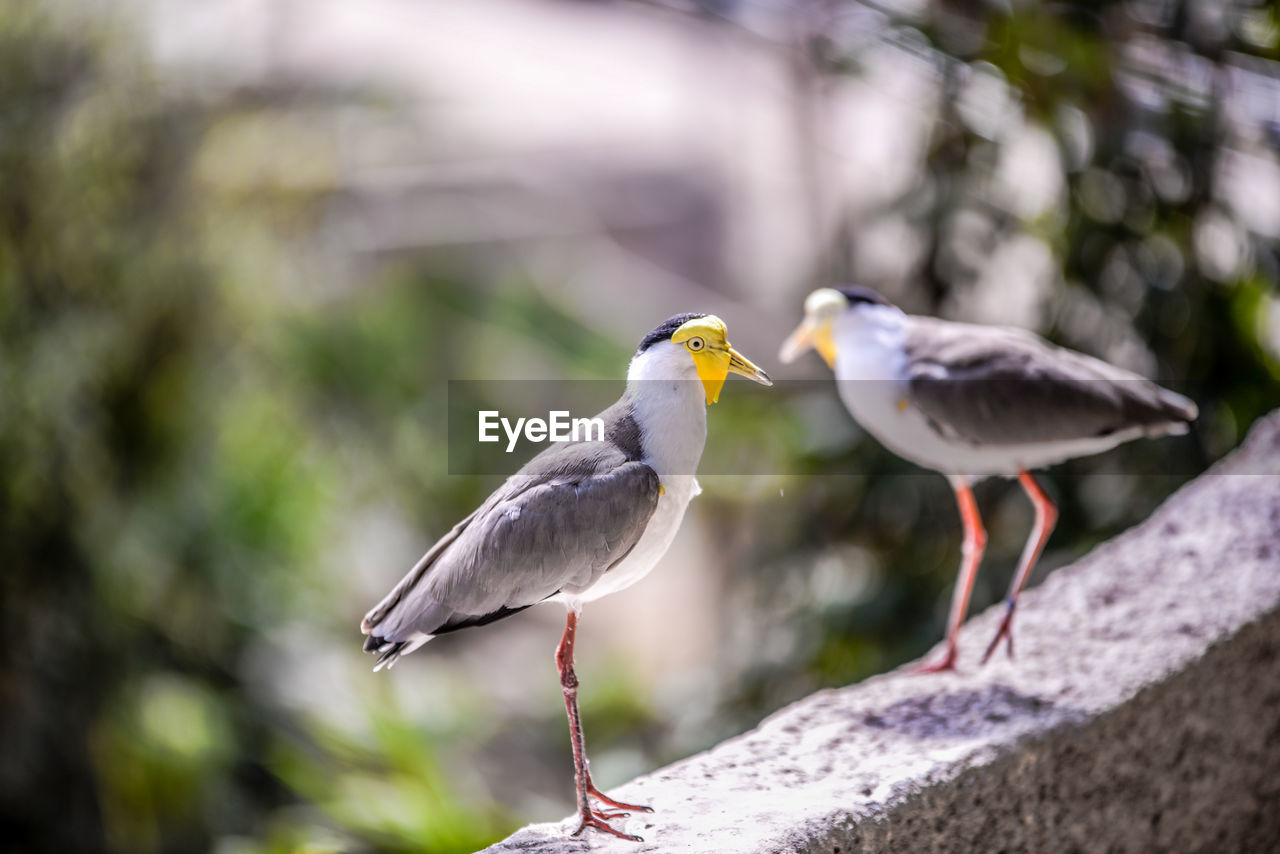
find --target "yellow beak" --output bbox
[779,318,836,369]
[693,344,772,405]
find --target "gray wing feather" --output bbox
[906,317,1196,446]
[363,440,659,645]
[360,509,478,634]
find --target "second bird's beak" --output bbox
[694,345,772,405]
[779,318,836,369]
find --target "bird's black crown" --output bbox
[637,312,708,353]
[835,285,894,308]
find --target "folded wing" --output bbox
[362,441,660,667]
[906,318,1196,446]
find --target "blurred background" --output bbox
[3,0,1279,851]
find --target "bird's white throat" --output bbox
[625,341,708,482]
[833,302,910,381]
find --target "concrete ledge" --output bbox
[484,412,1280,853]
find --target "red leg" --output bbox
[556,610,648,842]
[913,478,987,674]
[981,471,1058,665]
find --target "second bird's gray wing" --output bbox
[362,440,660,652]
[905,317,1196,446]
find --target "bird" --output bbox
[361,313,771,840]
[779,286,1196,672]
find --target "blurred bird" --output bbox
[780,286,1196,671]
[362,313,771,840]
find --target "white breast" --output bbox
[556,341,707,607]
[576,473,701,602]
[831,305,928,463]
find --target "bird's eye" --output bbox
[686,337,705,352]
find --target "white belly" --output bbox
[838,378,1139,478]
[566,474,701,604]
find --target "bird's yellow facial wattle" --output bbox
[671,315,772,404]
[778,288,845,369]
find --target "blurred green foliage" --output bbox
[2,2,1278,853]
[0,6,508,853]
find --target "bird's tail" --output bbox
[1146,386,1198,436]
[363,631,432,671]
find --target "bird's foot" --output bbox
[587,782,654,814]
[572,809,643,842]
[910,644,958,674]
[981,605,1016,665]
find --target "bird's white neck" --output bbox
[834,303,910,381]
[625,342,708,480]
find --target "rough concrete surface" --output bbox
[482,413,1280,854]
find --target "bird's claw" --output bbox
[910,644,958,674]
[573,810,643,842]
[587,785,653,814]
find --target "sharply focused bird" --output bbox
[780,286,1197,671]
[362,313,771,840]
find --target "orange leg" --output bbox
[981,471,1058,665]
[555,610,651,841]
[914,478,987,673]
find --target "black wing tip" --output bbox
[363,633,414,671]
[363,605,536,668]
[432,603,535,635]
[1175,395,1199,423]
[374,641,409,670]
[1124,388,1197,439]
[1156,404,1197,436]
[1153,388,1198,429]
